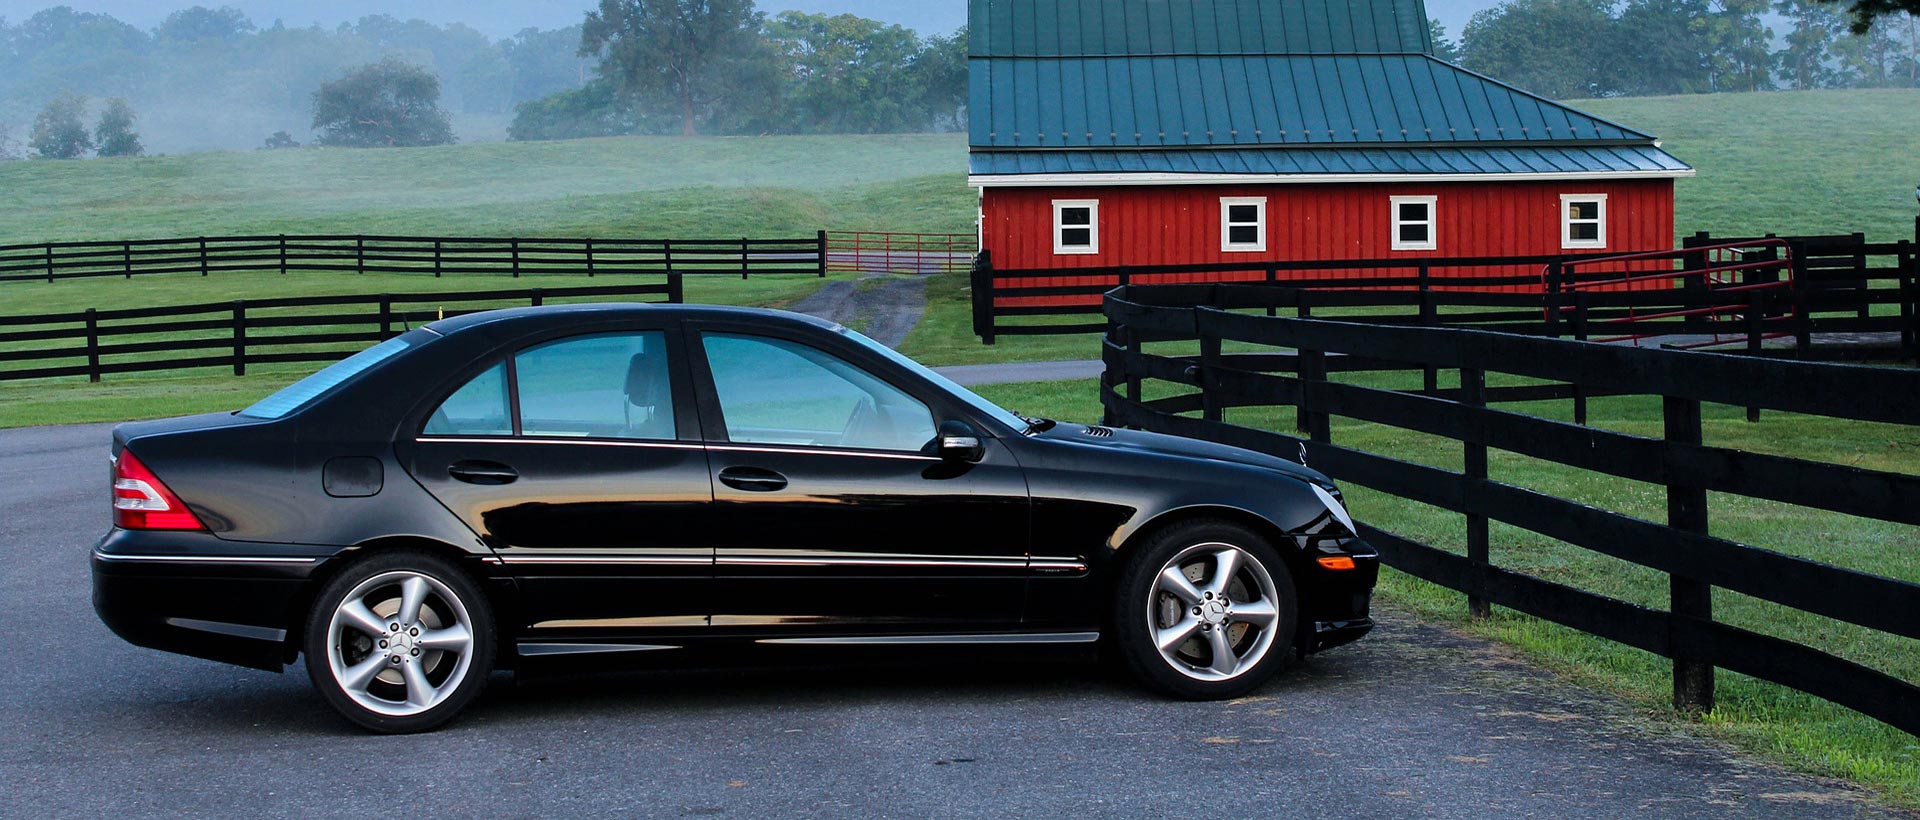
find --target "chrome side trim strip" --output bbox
[94,552,319,565]
[497,555,709,566]
[1030,560,1090,572]
[718,555,1026,568]
[416,436,703,451]
[757,632,1101,646]
[707,443,937,462]
[164,617,288,643]
[518,642,680,657]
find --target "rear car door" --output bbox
[405,323,713,642]
[687,322,1031,634]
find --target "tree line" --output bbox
[1446,0,1920,98]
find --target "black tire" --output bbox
[1112,519,1298,700]
[302,550,494,733]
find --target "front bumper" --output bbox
[92,529,336,671]
[1299,536,1379,655]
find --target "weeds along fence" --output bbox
[1101,282,1920,734]
[0,233,829,283]
[0,282,674,383]
[973,234,1918,358]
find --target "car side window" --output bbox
[424,362,511,436]
[514,332,675,440]
[702,332,936,452]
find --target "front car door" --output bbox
[687,321,1031,636]
[405,323,713,649]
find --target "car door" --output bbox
[405,323,713,641]
[687,322,1031,634]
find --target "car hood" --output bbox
[1029,422,1331,486]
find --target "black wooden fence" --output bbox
[0,233,829,283]
[1101,282,1920,735]
[974,234,1918,358]
[0,281,675,383]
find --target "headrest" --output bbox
[625,350,660,405]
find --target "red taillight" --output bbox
[112,450,206,531]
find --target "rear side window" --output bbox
[516,332,674,439]
[422,332,675,440]
[423,363,510,436]
[240,337,411,420]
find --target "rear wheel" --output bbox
[303,551,494,733]
[1113,520,1297,700]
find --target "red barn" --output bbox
[967,0,1693,291]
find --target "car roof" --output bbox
[423,302,841,336]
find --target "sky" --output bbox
[0,1,1503,41]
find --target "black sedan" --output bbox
[93,304,1377,732]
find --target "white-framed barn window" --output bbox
[1561,194,1608,249]
[1389,195,1437,251]
[1052,199,1099,255]
[1220,196,1267,252]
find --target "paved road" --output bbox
[0,422,1905,819]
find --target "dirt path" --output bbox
[785,274,928,348]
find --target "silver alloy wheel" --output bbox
[326,570,476,718]
[1147,542,1282,682]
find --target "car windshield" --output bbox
[239,336,412,420]
[832,325,1031,433]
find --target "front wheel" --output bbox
[303,551,494,733]
[1112,521,1298,700]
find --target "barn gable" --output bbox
[966,0,1691,184]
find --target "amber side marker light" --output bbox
[1316,556,1358,571]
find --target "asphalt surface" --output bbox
[0,421,1907,819]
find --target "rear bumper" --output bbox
[91,529,336,671]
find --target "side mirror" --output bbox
[937,419,985,463]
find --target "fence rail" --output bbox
[0,233,830,283]
[1100,282,1920,735]
[973,234,1918,359]
[0,282,676,383]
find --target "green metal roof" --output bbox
[970,144,1692,177]
[967,0,1689,178]
[968,0,1432,57]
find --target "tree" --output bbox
[1459,0,1621,98]
[1428,18,1463,62]
[1809,0,1920,33]
[261,130,300,149]
[1776,0,1851,87]
[93,96,142,156]
[505,25,590,105]
[157,6,255,43]
[506,79,649,140]
[310,58,456,148]
[911,26,969,130]
[0,123,21,161]
[29,91,91,158]
[580,0,768,136]
[766,12,929,133]
[1613,0,1772,94]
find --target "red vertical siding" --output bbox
[979,179,1677,304]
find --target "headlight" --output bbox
[1308,483,1356,535]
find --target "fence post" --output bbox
[85,308,101,383]
[667,271,683,304]
[664,238,674,280]
[510,238,519,278]
[1851,232,1870,320]
[45,244,55,283]
[1544,260,1564,337]
[1789,241,1812,357]
[1665,395,1715,715]
[1900,240,1917,363]
[1462,365,1490,619]
[378,294,392,340]
[123,241,132,279]
[231,300,247,376]
[1265,265,1279,317]
[971,250,996,345]
[432,240,443,278]
[1199,320,1222,423]
[530,288,544,308]
[1571,291,1589,425]
[585,238,595,278]
[1419,263,1437,396]
[356,237,365,275]
[817,230,829,278]
[278,235,287,275]
[741,237,750,280]
[1745,290,1763,422]
[198,237,209,277]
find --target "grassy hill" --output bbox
[0,133,973,242]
